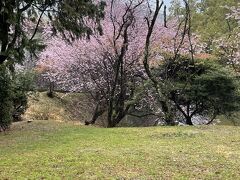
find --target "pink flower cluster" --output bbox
[37,0,202,96]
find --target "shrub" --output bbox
[12,70,36,122]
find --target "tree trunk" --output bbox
[47,81,54,98]
[186,116,193,125]
[161,100,175,125]
[106,118,114,128]
[85,104,105,125]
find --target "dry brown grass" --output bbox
[23,92,74,122]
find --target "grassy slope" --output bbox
[0,121,240,179]
[23,92,74,122]
[23,92,107,126]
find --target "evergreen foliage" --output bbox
[159,56,240,125]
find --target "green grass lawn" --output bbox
[0,121,240,179]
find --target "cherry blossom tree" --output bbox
[38,0,205,126]
[38,0,150,127]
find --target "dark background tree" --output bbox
[0,65,13,131]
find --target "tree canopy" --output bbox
[169,0,239,52]
[0,0,105,66]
